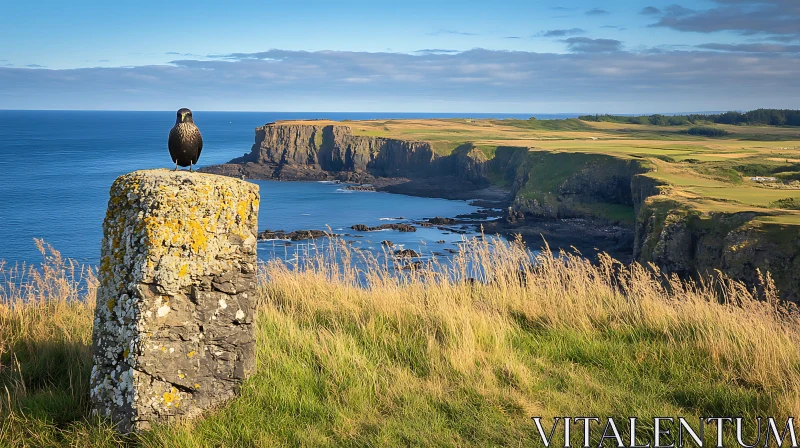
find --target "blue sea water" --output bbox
[0,110,554,266]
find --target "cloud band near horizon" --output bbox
[1,48,798,113]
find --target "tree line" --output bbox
[578,109,800,127]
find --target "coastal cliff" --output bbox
[204,122,800,301]
[490,147,648,223]
[506,156,800,300]
[634,197,800,301]
[203,123,492,199]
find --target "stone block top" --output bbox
[100,169,260,294]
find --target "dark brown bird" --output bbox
[168,108,203,172]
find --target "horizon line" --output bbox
[0,109,739,116]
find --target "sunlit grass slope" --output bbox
[2,239,799,446]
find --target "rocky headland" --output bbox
[203,122,800,301]
[201,122,506,202]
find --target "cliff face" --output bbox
[491,147,649,224]
[230,124,440,179]
[635,197,800,301]
[503,149,800,300]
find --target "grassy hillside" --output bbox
[279,117,800,226]
[2,240,799,446]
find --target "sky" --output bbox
[0,0,798,113]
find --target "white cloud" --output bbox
[1,48,798,112]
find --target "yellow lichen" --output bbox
[187,220,209,252]
[162,387,179,406]
[236,199,249,223]
[187,351,196,359]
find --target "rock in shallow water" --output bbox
[90,169,259,432]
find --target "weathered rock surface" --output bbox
[394,249,420,258]
[210,123,438,178]
[428,216,457,225]
[258,229,338,241]
[635,197,800,302]
[90,169,260,432]
[350,223,417,232]
[344,184,377,192]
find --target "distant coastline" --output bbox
[203,114,800,301]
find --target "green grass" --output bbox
[473,144,497,159]
[491,118,594,132]
[313,129,324,148]
[571,203,636,225]
[770,197,800,210]
[3,240,800,446]
[428,140,464,156]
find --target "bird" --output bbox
[168,108,203,172]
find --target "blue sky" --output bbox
[1,0,798,112]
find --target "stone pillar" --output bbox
[90,169,260,432]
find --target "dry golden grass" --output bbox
[0,241,97,411]
[1,238,799,446]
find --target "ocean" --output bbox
[0,110,556,266]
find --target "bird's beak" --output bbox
[180,112,187,123]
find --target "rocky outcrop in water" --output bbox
[428,217,457,225]
[91,170,260,432]
[258,229,338,241]
[351,223,416,232]
[394,249,420,258]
